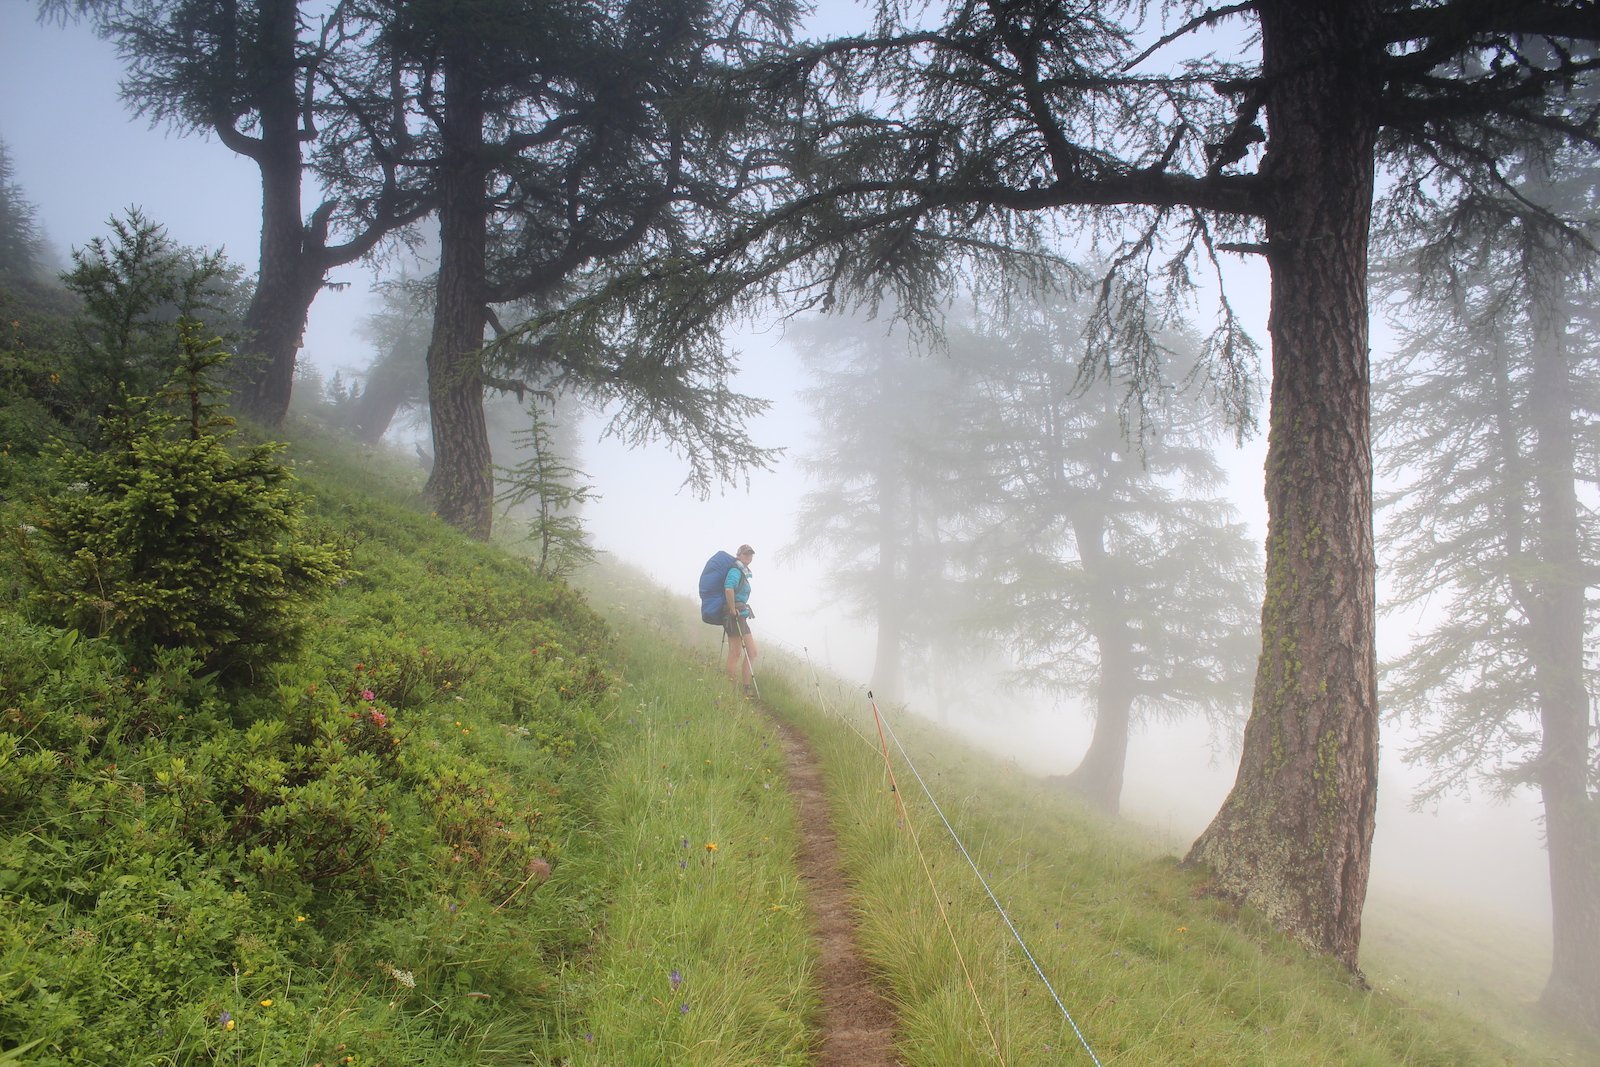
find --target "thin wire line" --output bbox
[868,694,1007,1065]
[793,652,1098,1061]
[875,701,1104,1067]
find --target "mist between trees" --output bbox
[9,0,1600,1034]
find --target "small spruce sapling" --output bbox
[59,209,248,431]
[18,320,346,681]
[496,403,597,580]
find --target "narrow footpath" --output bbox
[767,711,901,1066]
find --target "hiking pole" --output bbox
[739,619,761,701]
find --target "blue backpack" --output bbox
[698,551,737,625]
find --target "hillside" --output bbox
[590,556,1598,1066]
[0,422,1593,1064]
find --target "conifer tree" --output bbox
[21,322,344,680]
[354,0,798,538]
[788,310,985,704]
[496,402,597,581]
[0,139,48,282]
[1375,146,1600,1024]
[47,0,430,423]
[950,296,1261,815]
[60,208,249,434]
[542,0,1600,976]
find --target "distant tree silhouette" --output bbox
[0,139,48,282]
[347,278,432,445]
[949,295,1261,815]
[787,310,986,705]
[1375,143,1600,1025]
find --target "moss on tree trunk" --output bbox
[1184,0,1380,971]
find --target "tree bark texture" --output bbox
[423,63,495,540]
[239,146,322,425]
[1185,0,1380,971]
[236,0,320,426]
[1526,287,1600,1029]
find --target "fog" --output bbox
[0,3,1553,943]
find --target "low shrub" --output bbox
[0,427,618,1063]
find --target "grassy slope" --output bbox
[0,426,634,1064]
[5,417,1593,1065]
[583,561,1600,1066]
[549,625,817,1065]
[0,422,827,1066]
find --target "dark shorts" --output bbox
[723,613,751,639]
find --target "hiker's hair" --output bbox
[737,544,754,556]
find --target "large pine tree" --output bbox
[366,0,798,537]
[547,0,1600,983]
[50,0,429,424]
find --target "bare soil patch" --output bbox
[768,711,901,1066]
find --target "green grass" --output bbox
[548,630,816,1064]
[579,557,1596,1065]
[758,669,1596,1065]
[3,409,1595,1064]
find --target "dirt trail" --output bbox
[768,712,901,1066]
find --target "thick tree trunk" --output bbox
[1063,516,1135,815]
[1185,0,1380,971]
[239,149,319,425]
[236,0,318,426]
[1526,290,1600,1029]
[423,64,495,539]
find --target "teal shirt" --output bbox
[724,564,751,617]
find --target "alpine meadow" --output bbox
[2,0,1599,1063]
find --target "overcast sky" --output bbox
[0,3,1553,930]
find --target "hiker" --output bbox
[723,544,757,693]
